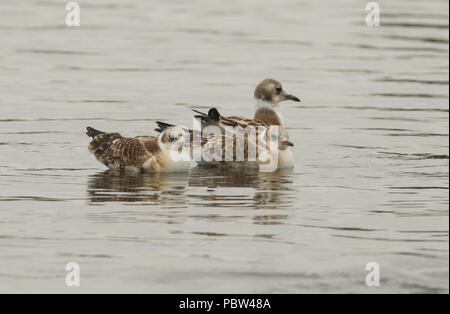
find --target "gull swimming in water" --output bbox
[86,126,190,173]
[154,122,295,170]
[194,78,300,131]
[198,125,294,170]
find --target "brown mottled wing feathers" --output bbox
[89,133,157,169]
[222,116,270,129]
[135,136,160,154]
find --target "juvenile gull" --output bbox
[154,122,295,170]
[86,126,190,173]
[194,78,300,130]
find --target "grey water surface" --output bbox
[0,0,448,293]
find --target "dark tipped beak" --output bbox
[282,140,294,147]
[286,94,300,102]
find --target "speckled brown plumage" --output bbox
[194,108,272,133]
[86,126,191,173]
[88,133,158,171]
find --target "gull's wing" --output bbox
[225,116,270,129]
[194,108,270,132]
[134,136,160,154]
[88,130,158,169]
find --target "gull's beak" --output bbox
[282,140,294,147]
[285,94,300,102]
[281,91,301,102]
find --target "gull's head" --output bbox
[254,79,300,107]
[265,126,293,151]
[159,126,189,151]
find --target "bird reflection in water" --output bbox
[87,168,295,226]
[87,170,189,204]
[188,167,295,213]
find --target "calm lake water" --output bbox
[0,0,448,293]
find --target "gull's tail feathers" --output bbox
[86,127,105,138]
[155,121,175,133]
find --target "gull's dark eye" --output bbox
[275,87,282,94]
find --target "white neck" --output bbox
[255,98,275,110]
[254,98,284,125]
